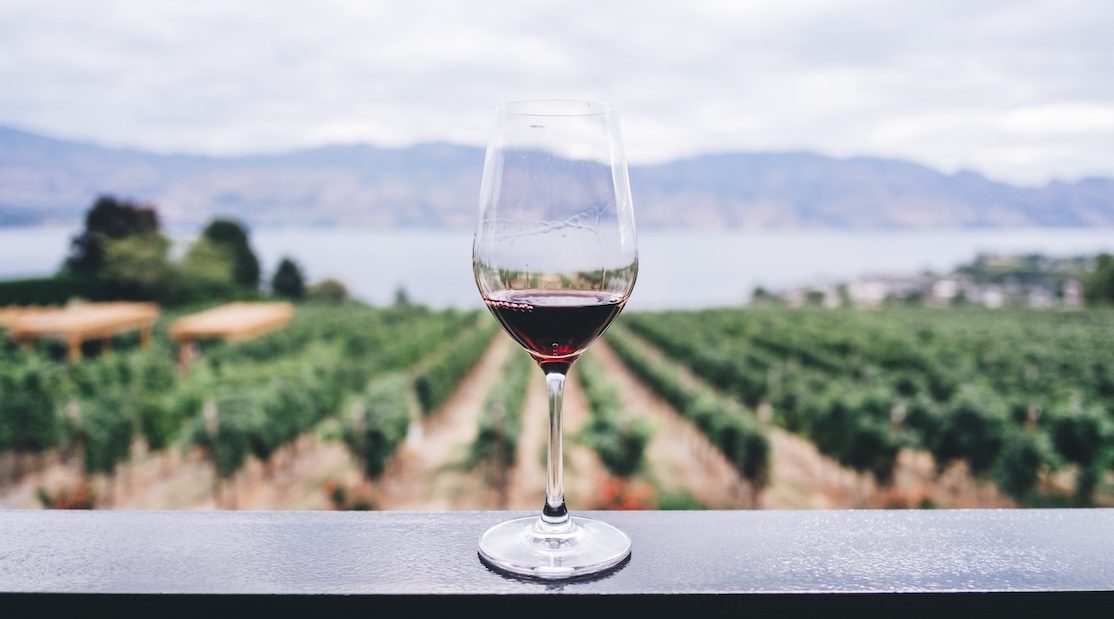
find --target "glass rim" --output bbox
[495,99,617,117]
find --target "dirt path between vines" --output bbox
[373,336,512,510]
[361,334,609,512]
[582,341,853,510]
[503,357,610,511]
[582,336,871,510]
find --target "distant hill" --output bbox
[2,125,1112,230]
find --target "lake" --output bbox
[3,226,1113,311]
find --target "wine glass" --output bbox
[473,100,638,579]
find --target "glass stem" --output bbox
[539,371,572,532]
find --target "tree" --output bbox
[200,219,261,290]
[1083,253,1114,306]
[393,286,411,306]
[271,257,305,300]
[176,238,238,302]
[64,196,161,279]
[306,278,349,304]
[750,286,784,307]
[98,232,174,301]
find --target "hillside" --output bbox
[2,125,1112,230]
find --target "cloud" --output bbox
[0,0,1111,185]
[1001,103,1114,135]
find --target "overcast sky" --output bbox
[1,0,1112,186]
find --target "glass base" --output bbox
[478,514,632,580]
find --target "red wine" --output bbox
[485,289,626,374]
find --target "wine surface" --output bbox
[485,289,626,373]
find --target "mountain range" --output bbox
[2,125,1112,230]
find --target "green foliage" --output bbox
[619,305,1114,505]
[605,324,770,490]
[750,286,785,307]
[184,341,352,479]
[818,385,906,483]
[931,383,1009,478]
[98,233,175,301]
[129,347,187,451]
[1047,402,1111,467]
[1083,253,1114,306]
[40,196,273,306]
[466,350,531,474]
[0,304,487,491]
[200,218,261,290]
[711,408,772,486]
[34,347,182,476]
[189,396,252,479]
[393,286,411,306]
[993,429,1060,502]
[0,356,67,453]
[6,299,1113,508]
[136,391,180,452]
[63,195,161,279]
[575,352,655,479]
[1046,401,1114,504]
[343,374,414,481]
[176,237,239,303]
[414,315,497,415]
[271,257,306,300]
[76,392,134,476]
[307,278,350,304]
[0,276,103,306]
[685,389,770,487]
[179,306,483,481]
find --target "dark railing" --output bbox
[3,508,1114,614]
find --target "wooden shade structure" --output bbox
[168,302,294,364]
[0,306,48,329]
[3,302,160,361]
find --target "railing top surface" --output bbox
[3,508,1114,596]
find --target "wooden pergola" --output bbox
[3,302,160,361]
[0,306,47,329]
[168,302,295,365]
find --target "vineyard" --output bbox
[2,302,1113,511]
[616,306,1114,507]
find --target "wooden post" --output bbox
[67,337,81,362]
[177,339,194,368]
